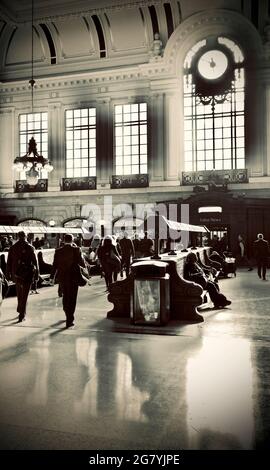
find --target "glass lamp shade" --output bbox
[44,162,53,173]
[13,162,24,171]
[26,167,39,186]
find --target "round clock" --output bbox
[197,50,228,80]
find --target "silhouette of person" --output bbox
[119,231,135,276]
[50,233,86,327]
[253,233,269,281]
[237,234,253,271]
[6,231,39,322]
[184,252,231,309]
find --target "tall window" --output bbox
[114,103,147,175]
[65,108,96,178]
[183,37,245,172]
[19,112,48,179]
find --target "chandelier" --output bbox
[13,0,53,186]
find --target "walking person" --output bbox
[237,234,253,271]
[253,233,269,281]
[50,233,86,328]
[6,231,39,322]
[119,231,135,276]
[97,236,121,290]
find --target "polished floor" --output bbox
[0,269,269,450]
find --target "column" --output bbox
[0,107,15,192]
[48,102,64,190]
[149,93,164,182]
[164,90,182,182]
[96,98,112,187]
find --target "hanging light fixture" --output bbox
[13,0,53,186]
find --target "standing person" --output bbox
[139,232,154,257]
[0,267,8,306]
[237,234,253,271]
[50,233,86,328]
[119,231,135,276]
[133,233,142,258]
[6,231,39,322]
[97,236,121,290]
[253,233,269,281]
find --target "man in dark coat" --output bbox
[253,233,269,280]
[6,231,39,322]
[50,233,86,327]
[119,231,135,276]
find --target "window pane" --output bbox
[197,130,204,140]
[215,160,223,170]
[197,140,205,151]
[224,160,232,169]
[197,161,205,170]
[205,129,213,139]
[197,151,204,161]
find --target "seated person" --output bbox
[184,252,231,308]
[196,252,219,281]
[209,250,234,277]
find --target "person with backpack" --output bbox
[6,231,39,322]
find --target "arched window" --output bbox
[183,37,245,172]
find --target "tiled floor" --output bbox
[0,269,269,449]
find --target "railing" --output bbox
[182,169,248,186]
[111,174,149,189]
[61,177,96,191]
[15,179,48,193]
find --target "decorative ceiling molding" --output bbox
[0,58,175,94]
[0,0,164,26]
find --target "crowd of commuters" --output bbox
[0,228,269,327]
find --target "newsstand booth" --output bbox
[131,260,170,326]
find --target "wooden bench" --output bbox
[107,248,211,324]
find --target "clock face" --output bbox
[197,50,228,80]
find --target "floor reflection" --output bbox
[186,336,254,449]
[74,337,98,416]
[26,334,50,407]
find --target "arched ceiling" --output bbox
[0,0,263,82]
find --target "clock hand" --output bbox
[200,57,216,67]
[209,57,216,69]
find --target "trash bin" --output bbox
[130,260,170,325]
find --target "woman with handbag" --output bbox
[97,235,121,290]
